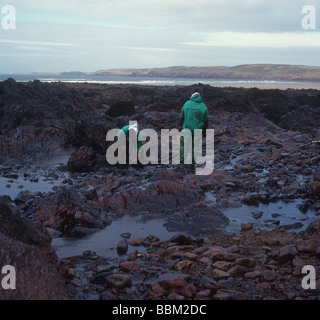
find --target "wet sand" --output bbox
[210,81,320,90]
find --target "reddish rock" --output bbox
[34,188,108,234]
[196,289,211,299]
[108,180,204,214]
[119,261,140,272]
[148,282,167,297]
[165,278,195,299]
[0,233,69,300]
[67,146,96,173]
[244,271,260,279]
[174,260,194,271]
[235,257,256,268]
[193,170,235,190]
[128,238,145,246]
[261,270,277,282]
[0,203,58,266]
[213,290,235,300]
[303,219,320,241]
[305,172,320,197]
[211,269,230,280]
[296,239,319,254]
[279,245,298,263]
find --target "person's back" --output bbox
[180,92,209,132]
[179,88,209,165]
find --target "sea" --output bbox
[1,73,320,89]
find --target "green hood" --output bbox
[190,92,203,103]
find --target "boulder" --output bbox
[0,202,58,265]
[303,219,320,241]
[305,172,320,198]
[106,100,136,117]
[67,146,96,172]
[0,202,69,300]
[0,233,69,300]
[34,187,110,235]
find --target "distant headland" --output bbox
[90,64,320,82]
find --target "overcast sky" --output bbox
[0,0,319,73]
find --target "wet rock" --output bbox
[212,261,232,270]
[0,202,57,264]
[99,290,118,300]
[211,269,230,280]
[106,100,135,117]
[128,238,144,246]
[117,240,128,255]
[213,290,235,300]
[305,172,320,198]
[167,293,185,300]
[244,271,260,279]
[106,274,132,289]
[252,211,263,219]
[67,146,96,173]
[14,190,35,206]
[164,278,195,299]
[0,232,69,300]
[120,232,131,239]
[296,239,319,254]
[303,219,320,240]
[279,245,298,263]
[264,238,280,246]
[261,270,277,282]
[235,257,256,268]
[70,226,98,237]
[196,289,211,299]
[119,261,140,272]
[193,170,235,191]
[34,187,109,235]
[108,180,204,215]
[228,265,248,277]
[241,222,253,232]
[169,234,193,246]
[148,282,167,297]
[279,105,320,134]
[175,260,194,271]
[279,222,303,230]
[166,204,229,237]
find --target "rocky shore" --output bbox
[0,78,319,300]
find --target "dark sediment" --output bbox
[0,78,319,300]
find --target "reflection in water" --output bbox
[52,215,178,259]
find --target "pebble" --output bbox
[106,274,132,289]
[117,240,128,255]
[120,232,131,239]
[241,222,253,232]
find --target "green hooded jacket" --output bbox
[117,124,142,151]
[180,93,209,131]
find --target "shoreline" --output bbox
[2,75,320,91]
[211,82,320,90]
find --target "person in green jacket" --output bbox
[179,87,209,164]
[117,122,143,166]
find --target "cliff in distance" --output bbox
[91,64,320,82]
